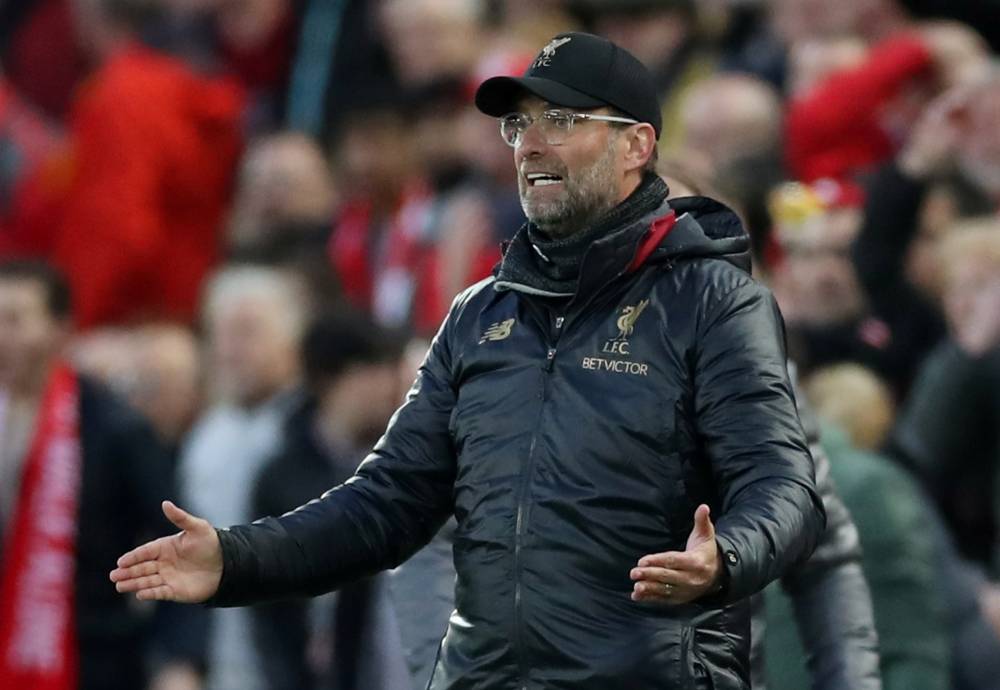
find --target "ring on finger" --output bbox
[663,582,674,596]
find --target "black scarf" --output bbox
[496,174,669,297]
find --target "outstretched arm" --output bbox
[111,288,471,607]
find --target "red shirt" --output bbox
[53,45,245,328]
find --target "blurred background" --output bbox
[0,0,998,689]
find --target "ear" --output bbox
[622,123,657,175]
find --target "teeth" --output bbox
[525,172,562,186]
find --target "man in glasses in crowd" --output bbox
[111,33,825,688]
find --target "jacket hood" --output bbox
[654,195,751,274]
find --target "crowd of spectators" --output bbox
[1,0,999,689]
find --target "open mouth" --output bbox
[525,172,564,187]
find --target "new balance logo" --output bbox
[479,318,515,344]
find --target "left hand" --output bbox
[630,504,722,605]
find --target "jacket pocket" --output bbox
[681,623,716,690]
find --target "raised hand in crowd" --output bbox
[897,84,972,179]
[919,21,992,89]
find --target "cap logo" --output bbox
[533,37,572,68]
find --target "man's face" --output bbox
[945,255,1000,356]
[0,279,65,392]
[320,360,401,447]
[513,96,626,237]
[776,208,866,325]
[209,296,297,408]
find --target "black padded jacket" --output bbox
[209,195,826,689]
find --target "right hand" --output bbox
[898,85,971,179]
[919,21,991,89]
[110,501,223,603]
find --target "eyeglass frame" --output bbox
[498,109,641,148]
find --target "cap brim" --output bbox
[474,76,606,116]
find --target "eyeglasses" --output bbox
[499,109,640,148]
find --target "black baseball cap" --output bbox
[474,32,662,139]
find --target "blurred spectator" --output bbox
[251,310,409,690]
[856,82,996,307]
[574,0,715,150]
[126,324,202,449]
[905,172,995,301]
[327,103,448,332]
[72,323,203,452]
[763,423,950,690]
[810,361,1000,690]
[227,131,338,255]
[1,0,87,120]
[0,259,174,690]
[178,265,305,690]
[784,23,989,182]
[210,0,298,129]
[938,218,1000,357]
[749,367,881,690]
[804,364,896,451]
[0,72,64,255]
[406,75,515,332]
[385,337,457,690]
[70,326,142,390]
[955,74,1000,204]
[769,178,931,398]
[770,0,910,46]
[677,74,783,175]
[225,131,343,315]
[379,0,487,89]
[50,0,245,329]
[890,218,1000,569]
[674,73,785,263]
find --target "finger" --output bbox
[136,585,175,602]
[110,560,159,583]
[162,500,201,532]
[630,566,689,584]
[638,551,698,569]
[631,580,683,603]
[691,504,715,540]
[115,574,165,593]
[117,538,163,568]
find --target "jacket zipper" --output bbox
[509,261,668,686]
[513,310,563,689]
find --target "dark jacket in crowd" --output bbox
[208,195,826,689]
[764,425,950,690]
[249,399,378,690]
[891,343,1000,569]
[751,374,882,690]
[0,375,175,690]
[850,161,948,398]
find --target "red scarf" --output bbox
[0,364,82,690]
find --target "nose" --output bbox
[514,119,549,163]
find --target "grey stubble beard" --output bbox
[519,138,621,239]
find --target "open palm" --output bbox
[110,501,223,603]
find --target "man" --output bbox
[250,310,411,690]
[54,0,244,328]
[112,33,825,688]
[0,260,173,690]
[175,265,305,690]
[769,178,941,399]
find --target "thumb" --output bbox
[162,500,202,533]
[687,504,715,547]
